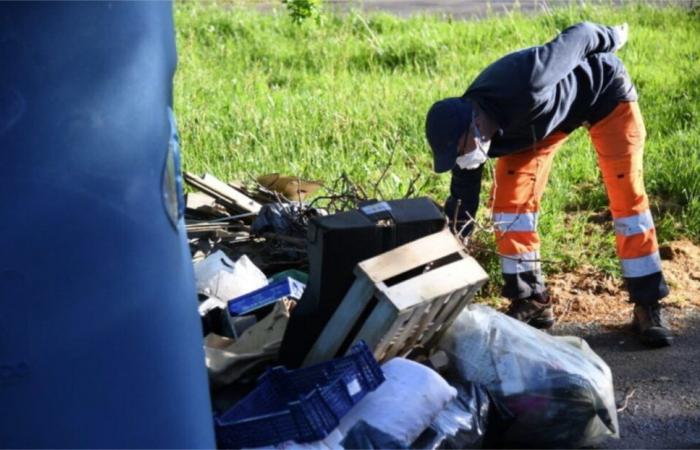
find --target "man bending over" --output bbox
[425,22,672,347]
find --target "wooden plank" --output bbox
[186,192,218,210]
[357,229,461,283]
[419,286,471,345]
[201,173,262,214]
[303,276,376,366]
[429,286,471,330]
[184,172,262,214]
[372,306,416,360]
[402,290,460,351]
[380,257,488,311]
[424,283,483,348]
[382,302,430,360]
[371,310,412,361]
[419,283,482,349]
[351,301,406,362]
[185,172,239,211]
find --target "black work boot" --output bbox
[506,293,555,329]
[633,303,673,347]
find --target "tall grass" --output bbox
[174,3,700,289]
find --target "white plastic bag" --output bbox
[193,251,268,301]
[438,304,619,448]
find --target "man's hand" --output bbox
[613,23,629,52]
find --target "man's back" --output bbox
[463,22,634,155]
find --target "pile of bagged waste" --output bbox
[184,172,620,449]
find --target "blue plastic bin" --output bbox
[0,2,215,447]
[215,341,384,448]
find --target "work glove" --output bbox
[612,23,629,52]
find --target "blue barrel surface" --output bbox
[0,2,215,447]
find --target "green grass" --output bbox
[173,2,700,294]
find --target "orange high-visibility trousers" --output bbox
[492,102,669,304]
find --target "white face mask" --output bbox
[455,118,491,170]
[455,146,488,170]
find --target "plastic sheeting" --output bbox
[413,380,492,449]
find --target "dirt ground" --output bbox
[549,240,700,327]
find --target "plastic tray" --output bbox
[227,277,306,316]
[214,341,384,448]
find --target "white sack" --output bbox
[337,357,457,445]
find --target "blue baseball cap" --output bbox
[425,97,473,173]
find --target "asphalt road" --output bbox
[254,0,695,18]
[556,311,700,449]
[322,0,578,17]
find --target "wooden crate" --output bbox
[303,228,488,366]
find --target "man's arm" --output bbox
[529,22,626,90]
[445,165,484,236]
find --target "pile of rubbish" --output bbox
[185,172,620,449]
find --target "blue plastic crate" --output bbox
[227,277,306,316]
[214,341,384,448]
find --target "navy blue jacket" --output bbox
[447,22,637,227]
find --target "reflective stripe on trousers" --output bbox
[500,250,541,274]
[613,210,662,277]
